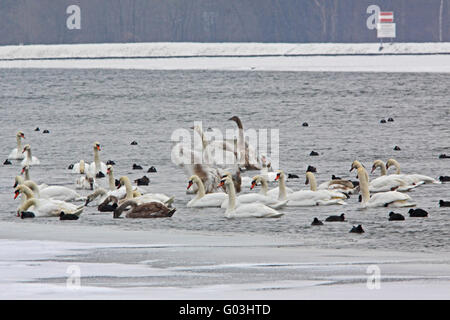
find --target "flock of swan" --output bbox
[5,116,443,223]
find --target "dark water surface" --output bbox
[1,69,449,252]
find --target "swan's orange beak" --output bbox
[22,148,26,154]
[217,181,224,188]
[107,168,111,174]
[116,183,121,189]
[371,166,375,173]
[17,211,20,217]
[14,190,20,200]
[250,181,257,190]
[21,167,25,174]
[275,173,280,181]
[96,145,101,151]
[20,133,25,138]
[187,181,193,190]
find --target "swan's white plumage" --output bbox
[187,175,228,207]
[8,131,25,160]
[219,175,284,218]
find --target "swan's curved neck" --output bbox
[278,173,287,200]
[108,171,115,191]
[226,181,237,210]
[24,181,40,197]
[15,176,25,186]
[20,185,35,200]
[258,177,268,195]
[115,200,137,218]
[19,199,38,212]
[193,176,206,199]
[122,177,134,199]
[358,167,371,204]
[23,168,30,181]
[379,163,387,176]
[26,148,32,160]
[17,135,22,151]
[391,160,401,174]
[80,160,85,174]
[87,188,107,203]
[93,148,100,173]
[306,172,317,191]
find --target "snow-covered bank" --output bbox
[1,42,450,60]
[1,222,449,299]
[1,55,450,73]
[2,42,450,72]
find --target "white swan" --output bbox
[19,166,48,189]
[260,165,277,183]
[353,163,416,208]
[15,185,84,217]
[75,173,98,190]
[267,170,294,199]
[88,142,107,177]
[218,175,283,218]
[221,175,287,209]
[24,180,85,202]
[118,176,174,206]
[72,159,90,174]
[8,131,25,160]
[284,172,347,207]
[386,159,440,185]
[187,175,228,207]
[370,160,420,192]
[84,167,143,206]
[21,144,40,166]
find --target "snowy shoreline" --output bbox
[1,221,449,299]
[1,42,450,60]
[1,42,450,73]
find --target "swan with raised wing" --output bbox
[228,116,262,170]
[8,131,25,160]
[218,176,283,218]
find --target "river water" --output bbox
[1,68,449,253]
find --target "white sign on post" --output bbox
[377,23,396,38]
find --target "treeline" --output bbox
[0,0,448,45]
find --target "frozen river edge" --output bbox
[1,42,450,72]
[1,221,449,299]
